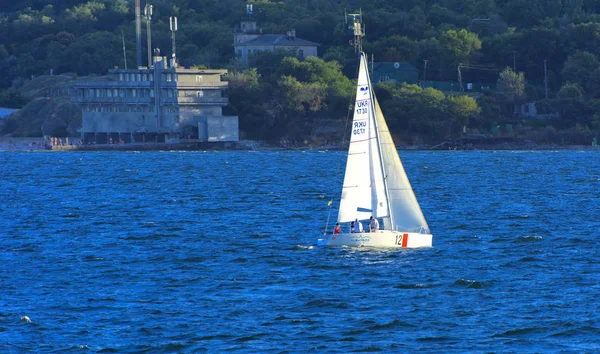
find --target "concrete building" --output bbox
[519,101,559,119]
[73,53,238,144]
[233,20,318,64]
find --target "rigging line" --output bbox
[323,55,359,235]
[324,97,354,236]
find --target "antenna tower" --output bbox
[170,16,178,67]
[144,4,153,68]
[135,0,142,67]
[345,9,365,53]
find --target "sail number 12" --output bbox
[395,234,403,245]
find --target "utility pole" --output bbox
[458,64,463,92]
[512,51,516,72]
[144,4,153,68]
[121,30,127,69]
[544,58,548,99]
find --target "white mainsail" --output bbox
[338,53,386,222]
[337,52,429,234]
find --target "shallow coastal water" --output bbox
[1,150,599,352]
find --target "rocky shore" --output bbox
[1,137,598,152]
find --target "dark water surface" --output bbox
[1,150,599,352]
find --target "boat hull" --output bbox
[318,230,432,248]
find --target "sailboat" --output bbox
[318,52,432,248]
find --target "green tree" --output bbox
[561,51,599,91]
[556,83,584,99]
[278,75,327,112]
[446,94,481,130]
[496,67,525,116]
[0,88,27,108]
[439,29,482,71]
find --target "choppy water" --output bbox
[1,150,599,352]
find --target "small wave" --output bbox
[304,299,349,309]
[293,244,314,250]
[416,335,456,342]
[87,297,117,302]
[340,336,358,342]
[235,333,267,342]
[350,345,384,352]
[82,255,105,261]
[494,326,546,337]
[453,279,491,289]
[368,319,414,330]
[514,235,543,242]
[9,244,37,252]
[393,283,432,289]
[568,237,590,244]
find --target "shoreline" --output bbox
[0,137,598,152]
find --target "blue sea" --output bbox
[1,149,599,353]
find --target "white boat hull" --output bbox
[318,230,432,248]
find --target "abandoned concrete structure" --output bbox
[72,53,238,145]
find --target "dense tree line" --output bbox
[1,0,599,142]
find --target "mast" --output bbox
[362,51,394,230]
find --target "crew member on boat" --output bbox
[369,216,379,232]
[355,219,364,233]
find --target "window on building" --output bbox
[132,89,137,97]
[119,89,125,98]
[137,73,141,81]
[168,89,173,98]
[237,49,242,56]
[299,49,304,58]
[196,75,203,83]
[196,90,204,98]
[119,73,124,81]
[150,89,154,98]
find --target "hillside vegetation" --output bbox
[1,0,599,145]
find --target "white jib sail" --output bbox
[338,53,387,223]
[373,95,430,233]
